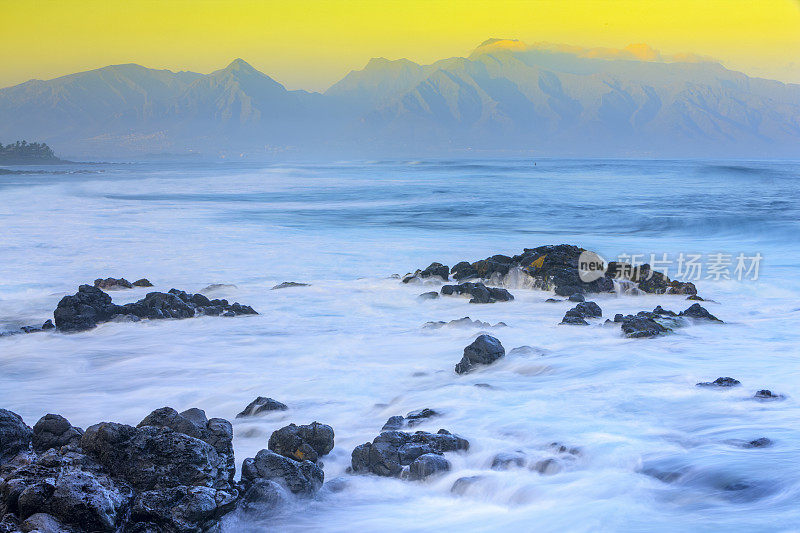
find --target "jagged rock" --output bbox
[350,429,468,479]
[560,315,588,325]
[236,397,288,418]
[455,335,505,374]
[619,316,670,338]
[128,485,237,532]
[406,454,450,480]
[241,450,323,496]
[0,410,32,464]
[753,390,785,401]
[680,303,722,322]
[561,301,602,324]
[697,377,741,388]
[268,423,334,463]
[440,282,513,304]
[53,285,258,332]
[450,262,479,281]
[132,279,153,287]
[271,282,309,290]
[32,415,82,453]
[403,262,450,284]
[93,278,133,290]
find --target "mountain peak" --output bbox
[224,58,257,73]
[472,38,528,55]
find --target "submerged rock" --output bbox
[406,453,450,481]
[236,397,288,418]
[697,377,741,388]
[52,285,257,332]
[753,390,786,401]
[455,335,505,374]
[271,282,309,290]
[423,317,505,329]
[350,429,468,479]
[619,316,670,338]
[441,282,514,304]
[241,450,323,496]
[381,409,440,431]
[417,291,439,300]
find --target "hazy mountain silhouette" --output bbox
[1,41,798,158]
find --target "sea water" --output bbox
[1,159,799,531]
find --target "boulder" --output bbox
[406,454,450,481]
[491,452,526,470]
[619,316,670,338]
[568,293,585,302]
[680,304,722,322]
[238,479,287,516]
[236,397,288,418]
[93,278,133,290]
[0,410,32,464]
[753,390,785,401]
[53,285,127,332]
[455,335,505,374]
[440,282,513,304]
[241,450,323,496]
[417,291,439,300]
[132,279,153,287]
[697,377,740,388]
[31,415,82,453]
[127,485,237,533]
[350,429,468,479]
[268,422,334,463]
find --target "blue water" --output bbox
[1,159,799,531]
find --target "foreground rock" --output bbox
[405,244,697,296]
[560,301,602,325]
[268,422,335,463]
[236,397,288,418]
[350,429,468,480]
[441,282,514,304]
[53,285,258,332]
[0,406,239,532]
[455,335,505,374]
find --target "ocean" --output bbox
[1,158,799,531]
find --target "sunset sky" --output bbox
[2,0,799,91]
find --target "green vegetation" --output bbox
[0,140,61,163]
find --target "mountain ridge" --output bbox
[1,41,798,158]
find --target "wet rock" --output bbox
[350,429,468,479]
[532,458,562,475]
[236,397,288,418]
[680,303,722,322]
[450,475,483,495]
[619,316,670,338]
[0,410,32,464]
[238,479,287,515]
[268,423,334,463]
[545,298,561,303]
[406,454,450,480]
[743,437,772,448]
[271,282,309,290]
[53,285,127,332]
[403,262,450,283]
[441,282,513,304]
[128,485,237,532]
[697,377,741,388]
[417,291,439,300]
[753,390,785,401]
[560,315,589,325]
[381,416,406,432]
[382,409,440,431]
[687,295,705,301]
[423,317,504,329]
[32,415,83,453]
[491,452,526,470]
[40,320,54,331]
[132,279,153,287]
[93,278,133,290]
[455,335,505,374]
[561,301,602,324]
[241,450,323,496]
[450,262,479,281]
[20,513,70,533]
[568,293,585,302]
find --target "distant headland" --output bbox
[0,140,64,165]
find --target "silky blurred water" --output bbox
[1,159,799,531]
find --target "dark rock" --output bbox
[417,291,439,300]
[455,335,505,374]
[406,454,450,480]
[241,450,322,495]
[381,416,406,432]
[350,429,468,479]
[0,410,32,464]
[545,298,561,303]
[40,320,54,331]
[568,293,585,302]
[132,279,153,287]
[491,452,526,470]
[450,475,483,495]
[423,317,504,329]
[93,278,133,290]
[450,262,479,281]
[239,479,287,515]
[202,284,237,292]
[53,285,126,332]
[236,397,288,418]
[680,303,722,322]
[20,513,70,533]
[560,315,589,325]
[441,282,513,304]
[743,437,772,448]
[271,282,309,290]
[753,390,785,401]
[419,263,450,281]
[128,485,237,533]
[405,409,439,427]
[619,316,670,338]
[268,423,334,463]
[561,301,602,324]
[697,377,741,388]
[32,415,83,453]
[687,295,705,301]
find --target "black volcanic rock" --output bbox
[697,377,741,388]
[236,397,288,418]
[441,282,513,304]
[94,277,133,290]
[0,410,32,464]
[680,303,722,322]
[32,414,83,453]
[455,335,505,374]
[268,422,334,463]
[241,449,323,496]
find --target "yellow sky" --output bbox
[2,0,799,91]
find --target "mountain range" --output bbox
[1,39,799,159]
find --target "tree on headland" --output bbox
[0,140,60,163]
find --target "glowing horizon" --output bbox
[2,0,799,91]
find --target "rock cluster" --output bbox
[381,409,440,431]
[560,301,602,325]
[441,282,514,304]
[53,285,257,332]
[93,278,152,290]
[611,304,722,338]
[350,429,468,480]
[404,244,698,296]
[422,317,506,329]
